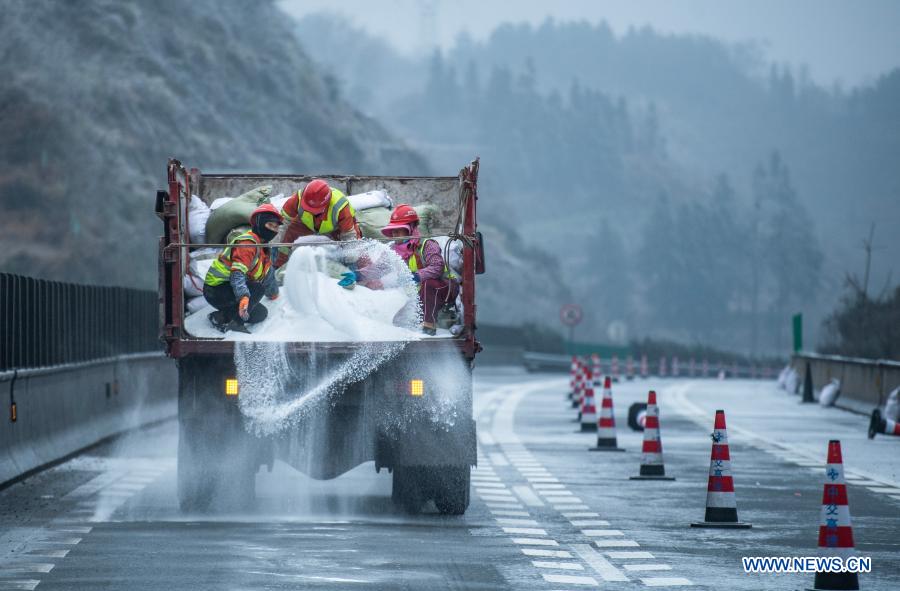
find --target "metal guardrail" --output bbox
[0,273,159,372]
[791,352,900,411]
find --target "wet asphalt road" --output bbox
[1,367,898,590]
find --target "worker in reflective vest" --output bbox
[203,204,281,333]
[274,179,361,268]
[380,204,458,336]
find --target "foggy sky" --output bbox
[279,0,900,87]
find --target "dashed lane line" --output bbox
[593,540,641,548]
[511,538,560,547]
[624,564,673,572]
[641,577,694,587]
[571,543,629,582]
[607,551,656,559]
[502,528,548,536]
[581,530,625,537]
[496,518,540,526]
[570,521,611,527]
[531,560,585,570]
[521,548,574,559]
[0,580,41,590]
[512,485,545,506]
[541,573,599,586]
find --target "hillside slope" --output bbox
[0,0,427,287]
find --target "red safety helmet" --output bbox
[381,204,419,237]
[300,179,332,214]
[250,203,281,226]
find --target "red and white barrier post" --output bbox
[811,440,859,591]
[579,368,598,432]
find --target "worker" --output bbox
[203,204,281,333]
[274,179,360,268]
[379,204,458,336]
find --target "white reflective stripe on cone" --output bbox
[705,491,738,508]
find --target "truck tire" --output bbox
[433,466,470,515]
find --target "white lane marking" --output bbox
[2,564,54,574]
[532,561,584,570]
[866,487,900,494]
[607,551,656,559]
[512,486,545,506]
[547,497,584,504]
[624,564,672,572]
[521,548,574,558]
[572,543,629,582]
[491,510,531,517]
[477,488,515,496]
[471,475,500,481]
[496,518,540,526]
[532,483,566,490]
[479,432,497,446]
[0,581,41,590]
[480,495,518,503]
[489,453,509,466]
[890,495,900,501]
[570,520,611,527]
[108,483,146,491]
[582,530,624,537]
[541,573,599,586]
[641,577,693,586]
[36,537,82,545]
[486,502,525,509]
[540,490,574,496]
[503,527,548,535]
[553,505,590,511]
[24,550,69,558]
[526,477,559,483]
[564,512,600,518]
[473,481,507,488]
[511,538,559,546]
[594,540,640,548]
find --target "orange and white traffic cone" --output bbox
[590,376,625,452]
[690,410,751,528]
[611,355,620,381]
[626,355,634,380]
[702,358,709,378]
[591,353,602,387]
[659,357,667,377]
[630,390,675,480]
[672,356,680,377]
[640,354,648,379]
[811,440,859,591]
[579,368,598,432]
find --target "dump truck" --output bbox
[156,159,483,514]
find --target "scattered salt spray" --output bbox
[234,239,421,435]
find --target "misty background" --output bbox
[1,0,897,359]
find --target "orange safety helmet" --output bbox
[250,203,281,226]
[300,179,332,214]
[381,204,419,236]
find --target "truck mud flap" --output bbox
[386,417,477,468]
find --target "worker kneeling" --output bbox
[381,204,458,336]
[203,204,281,333]
[274,178,361,268]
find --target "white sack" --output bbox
[183,273,204,298]
[885,386,900,422]
[188,195,211,243]
[186,295,210,314]
[819,379,841,407]
[209,196,233,211]
[269,193,288,211]
[784,368,798,394]
[348,190,393,211]
[777,365,790,389]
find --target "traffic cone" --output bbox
[802,362,815,403]
[690,410,751,528]
[630,391,675,480]
[572,358,583,409]
[810,440,859,591]
[579,368,598,432]
[611,355,620,381]
[702,358,709,378]
[591,353,602,387]
[868,408,900,439]
[626,355,634,380]
[659,356,667,377]
[640,354,648,379]
[672,356,680,377]
[590,376,625,452]
[568,356,578,403]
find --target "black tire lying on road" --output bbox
[628,402,648,432]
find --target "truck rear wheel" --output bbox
[433,466,470,515]
[177,418,214,512]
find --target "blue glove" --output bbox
[338,270,357,289]
[411,271,420,284]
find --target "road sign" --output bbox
[560,304,583,327]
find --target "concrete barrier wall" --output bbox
[0,353,177,487]
[790,353,900,413]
